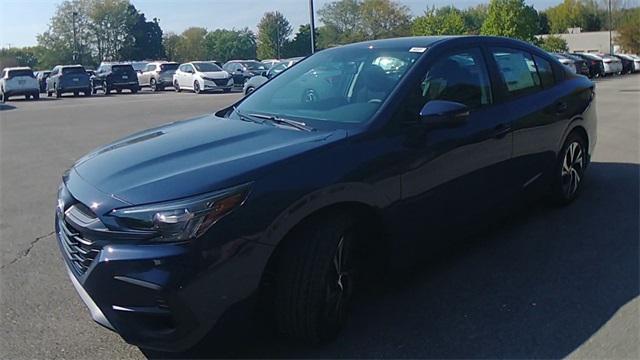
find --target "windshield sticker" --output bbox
[410,47,427,53]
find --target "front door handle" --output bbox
[493,124,511,139]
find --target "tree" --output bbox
[204,28,256,62]
[480,0,539,41]
[545,0,603,33]
[616,8,640,53]
[0,47,43,70]
[412,6,467,36]
[317,0,362,35]
[37,0,94,66]
[89,0,136,61]
[257,11,292,59]
[175,27,208,62]
[283,25,317,57]
[462,4,488,35]
[119,5,165,60]
[538,35,569,52]
[162,32,181,62]
[359,0,412,39]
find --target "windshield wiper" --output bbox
[248,113,315,132]
[232,106,264,125]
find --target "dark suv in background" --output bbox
[91,63,140,94]
[36,70,51,92]
[46,65,92,97]
[570,52,605,78]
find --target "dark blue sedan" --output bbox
[55,36,596,352]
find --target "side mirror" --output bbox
[419,100,469,128]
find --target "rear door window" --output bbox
[533,55,555,88]
[491,47,541,97]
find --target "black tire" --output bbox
[130,86,138,94]
[84,90,91,97]
[174,80,181,92]
[47,91,52,97]
[73,90,79,97]
[1,91,5,103]
[55,88,62,98]
[245,86,255,95]
[116,88,122,94]
[92,86,97,95]
[194,81,201,94]
[549,132,587,206]
[25,94,31,100]
[275,212,359,344]
[33,93,40,100]
[150,78,158,92]
[223,87,231,93]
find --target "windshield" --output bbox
[193,62,222,72]
[8,69,34,78]
[62,66,85,74]
[160,63,178,71]
[236,45,421,125]
[243,61,267,70]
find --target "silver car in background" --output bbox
[243,57,304,95]
[137,61,179,91]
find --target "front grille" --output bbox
[58,206,102,276]
[212,78,230,86]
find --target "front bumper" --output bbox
[56,210,274,351]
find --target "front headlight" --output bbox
[109,183,251,243]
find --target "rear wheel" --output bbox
[131,87,138,94]
[0,91,5,103]
[549,132,587,206]
[73,90,79,97]
[55,87,62,98]
[275,212,360,343]
[174,80,181,92]
[25,94,31,100]
[116,88,122,94]
[33,93,40,100]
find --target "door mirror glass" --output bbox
[420,100,469,127]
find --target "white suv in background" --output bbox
[0,67,40,102]
[173,62,233,94]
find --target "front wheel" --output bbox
[1,91,5,103]
[150,78,158,92]
[193,81,201,94]
[549,132,587,206]
[275,212,359,343]
[245,86,255,95]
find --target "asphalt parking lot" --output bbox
[1,76,638,359]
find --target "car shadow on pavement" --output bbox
[0,103,17,111]
[144,162,639,359]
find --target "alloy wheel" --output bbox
[194,81,201,94]
[150,79,157,91]
[561,142,584,198]
[323,234,353,327]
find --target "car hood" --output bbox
[199,71,230,79]
[73,114,344,205]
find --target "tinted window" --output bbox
[242,61,266,70]
[533,55,555,88]
[62,66,86,74]
[421,48,492,109]
[160,63,178,71]
[112,65,134,73]
[491,47,540,97]
[193,62,222,72]
[237,46,421,125]
[8,69,35,78]
[147,64,156,71]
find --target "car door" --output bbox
[487,46,568,189]
[183,64,195,88]
[140,64,153,85]
[394,46,515,242]
[47,67,59,91]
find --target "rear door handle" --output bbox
[493,124,511,139]
[555,101,568,114]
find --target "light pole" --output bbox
[72,11,78,62]
[309,0,316,54]
[608,0,612,54]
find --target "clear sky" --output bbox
[0,0,561,48]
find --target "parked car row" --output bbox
[550,52,640,78]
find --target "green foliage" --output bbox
[204,28,256,62]
[480,0,539,41]
[461,5,489,35]
[545,0,603,33]
[412,6,467,36]
[538,35,569,52]
[0,47,44,70]
[616,8,640,53]
[257,11,292,59]
[283,25,317,58]
[317,0,411,45]
[89,0,136,61]
[162,32,181,62]
[119,5,165,60]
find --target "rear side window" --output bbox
[160,63,178,71]
[491,47,540,97]
[146,64,156,71]
[533,55,555,88]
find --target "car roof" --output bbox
[4,66,32,71]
